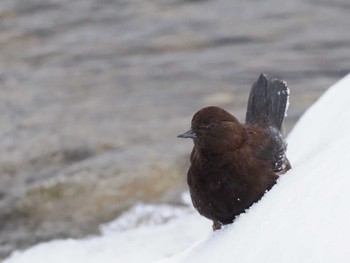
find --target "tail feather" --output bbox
[245,74,289,131]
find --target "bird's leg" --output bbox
[212,220,222,231]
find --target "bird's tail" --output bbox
[245,74,289,131]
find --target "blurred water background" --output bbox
[0,0,349,259]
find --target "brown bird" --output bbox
[178,74,291,230]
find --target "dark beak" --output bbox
[177,129,197,139]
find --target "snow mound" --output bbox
[5,203,211,263]
[160,74,350,263]
[4,74,350,263]
[100,202,193,233]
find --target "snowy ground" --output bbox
[4,201,211,263]
[4,74,350,263]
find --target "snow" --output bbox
[5,202,211,263]
[4,74,350,263]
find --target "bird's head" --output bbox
[178,106,245,153]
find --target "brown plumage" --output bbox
[178,74,291,230]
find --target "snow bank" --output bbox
[5,203,211,263]
[160,74,350,263]
[4,74,350,263]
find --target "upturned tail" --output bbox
[245,74,289,131]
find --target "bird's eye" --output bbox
[198,122,218,129]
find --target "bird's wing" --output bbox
[254,126,289,173]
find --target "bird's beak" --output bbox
[177,129,197,139]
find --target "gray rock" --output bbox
[0,145,188,257]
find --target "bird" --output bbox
[177,74,291,230]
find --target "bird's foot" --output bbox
[212,221,222,231]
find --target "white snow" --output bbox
[4,74,350,263]
[5,203,211,263]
